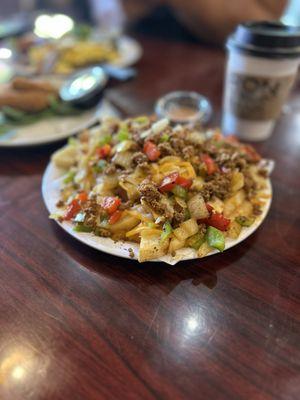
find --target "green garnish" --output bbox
[160,133,169,142]
[63,170,76,184]
[73,224,92,233]
[235,216,255,227]
[117,126,130,141]
[161,221,173,242]
[206,226,225,252]
[172,185,188,200]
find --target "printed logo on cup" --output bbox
[227,72,295,121]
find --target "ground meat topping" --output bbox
[80,200,100,228]
[56,200,64,208]
[138,181,173,218]
[131,151,148,166]
[157,142,176,157]
[138,181,163,211]
[182,145,195,160]
[170,137,185,152]
[172,201,186,227]
[128,247,135,258]
[200,173,232,201]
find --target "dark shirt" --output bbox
[129,5,200,43]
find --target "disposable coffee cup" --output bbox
[222,21,300,141]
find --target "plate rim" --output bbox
[0,99,118,147]
[42,160,273,264]
[9,35,143,78]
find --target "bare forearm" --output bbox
[166,0,287,44]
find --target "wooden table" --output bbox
[0,37,299,400]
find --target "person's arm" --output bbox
[166,0,287,44]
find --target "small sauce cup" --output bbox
[155,91,212,126]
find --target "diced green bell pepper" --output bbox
[161,221,173,242]
[172,185,187,200]
[63,170,76,184]
[160,133,169,142]
[206,226,225,252]
[73,224,92,233]
[117,126,130,141]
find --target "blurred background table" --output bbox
[0,36,299,400]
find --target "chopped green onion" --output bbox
[63,170,76,184]
[117,126,130,141]
[160,133,169,142]
[206,226,225,252]
[172,185,188,200]
[73,224,92,233]
[147,222,156,228]
[235,216,255,227]
[161,221,173,242]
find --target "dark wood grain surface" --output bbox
[0,36,299,400]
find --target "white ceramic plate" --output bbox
[0,100,119,147]
[42,162,272,265]
[111,36,142,68]
[10,35,142,77]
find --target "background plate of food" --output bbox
[42,117,273,264]
[0,76,119,146]
[12,32,142,76]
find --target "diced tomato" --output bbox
[159,172,179,192]
[242,145,261,162]
[63,199,81,221]
[202,154,219,175]
[206,203,214,214]
[143,141,161,161]
[159,172,193,192]
[176,176,193,189]
[200,212,230,231]
[77,191,88,203]
[102,196,121,215]
[109,210,122,224]
[96,144,111,159]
